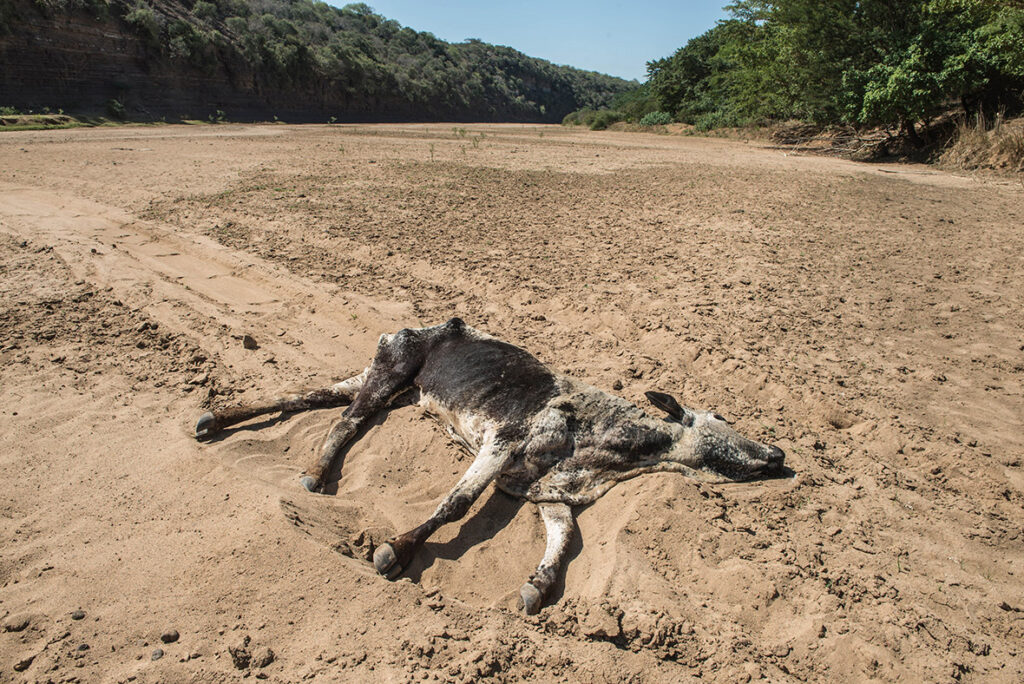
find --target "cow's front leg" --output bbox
[519,503,575,615]
[194,369,369,439]
[373,435,513,580]
[302,363,418,493]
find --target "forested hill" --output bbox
[0,0,634,122]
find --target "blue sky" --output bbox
[330,2,729,82]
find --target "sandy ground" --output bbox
[0,123,1022,682]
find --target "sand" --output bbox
[1,123,1022,682]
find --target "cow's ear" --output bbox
[644,391,685,419]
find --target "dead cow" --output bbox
[195,318,786,614]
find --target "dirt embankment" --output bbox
[1,124,1022,682]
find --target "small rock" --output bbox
[612,380,623,391]
[2,614,30,632]
[160,630,179,644]
[77,644,90,652]
[254,647,275,668]
[580,606,620,639]
[71,610,86,621]
[772,643,791,658]
[242,335,258,350]
[14,655,34,671]
[188,372,208,385]
[152,648,164,661]
[229,636,252,669]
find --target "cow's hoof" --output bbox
[195,412,218,440]
[299,476,322,493]
[518,582,543,615]
[373,543,403,580]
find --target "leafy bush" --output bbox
[695,110,741,132]
[106,98,126,119]
[562,108,627,129]
[562,108,595,125]
[639,111,673,126]
[191,1,217,22]
[224,15,247,34]
[124,2,162,45]
[0,1,17,35]
[589,110,624,130]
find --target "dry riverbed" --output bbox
[1,123,1022,682]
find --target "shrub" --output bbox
[639,111,672,126]
[224,15,247,34]
[0,2,17,35]
[124,2,162,45]
[563,108,627,130]
[589,110,624,130]
[106,98,126,119]
[191,0,216,22]
[563,108,594,126]
[694,109,742,132]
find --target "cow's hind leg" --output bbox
[519,503,575,615]
[373,436,513,580]
[194,369,369,439]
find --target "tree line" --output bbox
[569,1,1024,141]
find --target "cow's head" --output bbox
[645,391,786,480]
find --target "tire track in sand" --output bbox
[0,182,421,491]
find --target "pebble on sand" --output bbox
[254,647,276,668]
[229,636,252,670]
[2,615,30,632]
[242,334,258,350]
[71,610,85,621]
[161,630,180,644]
[152,648,164,661]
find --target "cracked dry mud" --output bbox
[1,123,1022,682]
